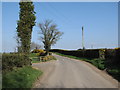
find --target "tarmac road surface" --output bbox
[32,54,118,88]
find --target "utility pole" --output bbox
[91,44,93,49]
[82,26,85,49]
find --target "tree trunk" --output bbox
[45,45,51,56]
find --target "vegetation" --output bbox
[29,53,40,63]
[38,20,63,55]
[9,6,37,90]
[3,0,120,88]
[54,52,120,82]
[105,64,120,82]
[54,52,105,70]
[30,42,42,51]
[3,66,42,88]
[40,55,57,62]
[31,49,45,54]
[29,53,56,63]
[29,53,38,57]
[2,53,31,71]
[107,67,120,82]
[17,0,36,53]
[50,49,100,59]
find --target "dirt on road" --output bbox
[32,54,119,88]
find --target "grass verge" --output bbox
[29,53,56,63]
[29,53,40,63]
[107,66,120,82]
[3,66,43,88]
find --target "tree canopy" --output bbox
[38,20,63,55]
[17,0,36,53]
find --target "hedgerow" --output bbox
[2,53,32,71]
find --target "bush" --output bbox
[99,49,105,59]
[105,49,119,66]
[107,68,120,82]
[31,49,45,54]
[49,52,52,55]
[105,49,116,59]
[2,53,32,71]
[91,59,105,70]
[115,48,120,64]
[32,49,46,56]
[40,55,56,62]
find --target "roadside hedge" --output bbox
[50,48,120,62]
[50,48,120,82]
[2,53,32,71]
[31,49,45,53]
[105,48,120,65]
[50,49,100,59]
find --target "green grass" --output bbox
[107,66,120,82]
[3,66,43,88]
[29,53,40,63]
[29,53,38,57]
[32,60,41,63]
[29,53,57,63]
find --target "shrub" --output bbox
[49,52,52,55]
[37,52,46,56]
[2,53,32,71]
[107,68,120,82]
[99,49,105,59]
[114,47,120,50]
[105,49,118,66]
[93,59,105,70]
[115,48,120,64]
[40,55,56,62]
[105,49,116,59]
[32,49,46,56]
[31,49,45,53]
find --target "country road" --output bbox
[32,54,118,88]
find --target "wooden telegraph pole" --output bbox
[82,26,85,50]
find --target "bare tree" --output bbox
[38,20,63,55]
[30,42,42,51]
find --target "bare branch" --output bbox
[38,20,63,54]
